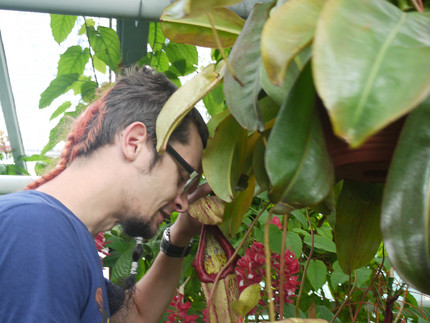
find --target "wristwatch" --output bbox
[160,227,193,257]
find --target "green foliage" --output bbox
[33,0,430,322]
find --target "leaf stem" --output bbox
[295,208,314,317]
[83,16,99,85]
[352,246,385,322]
[279,213,289,320]
[393,285,408,323]
[206,12,243,87]
[411,0,424,12]
[331,270,357,323]
[264,211,275,322]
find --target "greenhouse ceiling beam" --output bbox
[0,32,26,171]
[0,0,268,20]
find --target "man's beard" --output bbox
[122,214,158,239]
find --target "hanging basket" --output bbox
[317,98,406,183]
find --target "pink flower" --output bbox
[235,241,300,315]
[166,293,199,323]
[271,216,283,230]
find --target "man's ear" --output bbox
[119,122,150,161]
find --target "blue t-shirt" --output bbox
[0,190,111,322]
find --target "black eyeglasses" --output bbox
[166,144,200,194]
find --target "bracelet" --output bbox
[160,227,193,257]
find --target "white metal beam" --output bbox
[0,0,267,20]
[0,175,38,194]
[0,31,26,170]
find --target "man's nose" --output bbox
[172,191,189,213]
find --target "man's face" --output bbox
[121,124,203,238]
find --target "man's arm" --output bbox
[111,184,211,323]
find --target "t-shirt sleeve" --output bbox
[0,203,90,322]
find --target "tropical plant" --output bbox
[34,0,430,321]
[154,0,430,321]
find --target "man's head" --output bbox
[75,65,208,165]
[27,66,208,238]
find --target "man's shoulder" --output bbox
[0,190,86,237]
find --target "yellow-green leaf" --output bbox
[156,63,224,152]
[220,175,256,237]
[161,7,244,48]
[203,114,247,202]
[313,0,430,147]
[231,284,261,317]
[261,0,325,85]
[165,0,243,19]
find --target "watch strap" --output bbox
[160,227,193,258]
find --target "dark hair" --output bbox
[26,65,208,190]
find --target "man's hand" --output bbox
[169,182,212,246]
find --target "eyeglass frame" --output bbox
[165,144,200,194]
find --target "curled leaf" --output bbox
[189,195,225,225]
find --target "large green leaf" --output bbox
[381,96,430,295]
[156,63,224,152]
[303,235,336,253]
[164,42,198,76]
[203,114,247,202]
[265,64,334,207]
[260,46,311,106]
[165,0,243,18]
[203,83,226,117]
[261,0,325,85]
[57,46,90,76]
[50,14,77,45]
[224,2,273,131]
[39,74,80,109]
[161,7,244,48]
[313,0,430,148]
[253,134,270,193]
[335,180,383,275]
[88,26,121,71]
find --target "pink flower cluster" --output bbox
[235,238,300,315]
[166,293,199,323]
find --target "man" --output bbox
[0,66,209,322]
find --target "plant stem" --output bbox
[411,0,424,12]
[264,211,275,322]
[208,204,269,303]
[84,16,99,85]
[279,213,289,320]
[295,208,314,317]
[206,12,243,87]
[352,247,385,322]
[331,270,358,323]
[393,285,408,323]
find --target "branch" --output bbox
[295,208,314,317]
[279,213,289,320]
[206,12,243,86]
[264,211,275,322]
[331,270,358,323]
